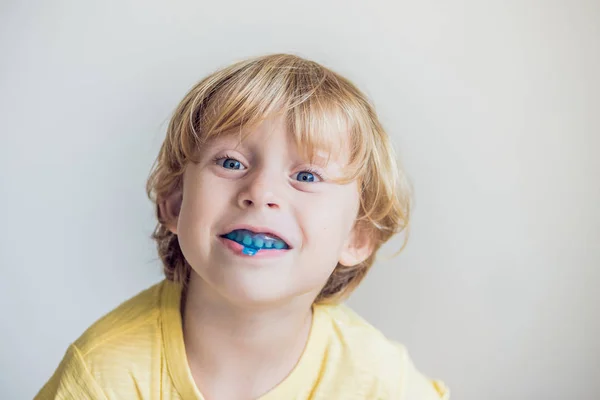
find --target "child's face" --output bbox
[167,114,370,305]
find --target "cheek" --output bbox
[176,192,205,262]
[179,169,227,221]
[302,187,359,248]
[176,173,224,253]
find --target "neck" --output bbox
[181,272,315,398]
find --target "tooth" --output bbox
[264,240,273,248]
[253,237,264,248]
[235,231,244,242]
[274,241,285,250]
[242,235,253,246]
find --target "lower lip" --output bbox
[218,237,289,259]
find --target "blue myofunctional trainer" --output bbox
[222,229,289,256]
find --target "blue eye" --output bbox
[295,171,318,182]
[220,158,244,170]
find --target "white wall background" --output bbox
[1,1,598,399]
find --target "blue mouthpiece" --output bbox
[242,246,259,256]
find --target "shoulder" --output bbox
[35,343,107,399]
[316,303,450,399]
[73,280,166,356]
[36,280,173,399]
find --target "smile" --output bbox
[220,229,290,256]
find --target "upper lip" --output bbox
[220,224,294,249]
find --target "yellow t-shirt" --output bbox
[36,280,449,399]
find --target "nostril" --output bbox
[243,199,253,207]
[267,202,278,209]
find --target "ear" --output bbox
[338,224,374,267]
[158,188,183,235]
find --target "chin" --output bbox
[192,266,308,307]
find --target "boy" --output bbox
[36,53,449,399]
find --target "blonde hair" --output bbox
[146,53,413,304]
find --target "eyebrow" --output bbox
[309,152,332,165]
[203,134,244,150]
[307,151,346,174]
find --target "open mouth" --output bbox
[219,229,290,256]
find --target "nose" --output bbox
[236,167,284,210]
